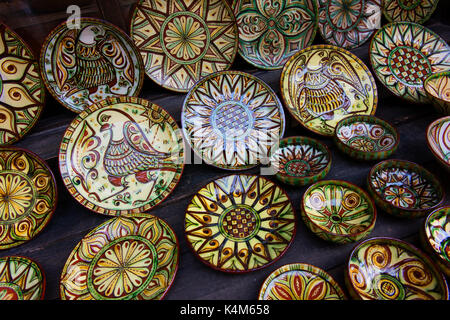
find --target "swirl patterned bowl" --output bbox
[424,71,450,115]
[426,116,450,171]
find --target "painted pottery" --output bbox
[258,263,347,300]
[383,0,439,24]
[280,44,377,136]
[367,159,443,218]
[370,22,450,104]
[0,24,45,145]
[346,237,449,300]
[318,0,382,50]
[60,214,179,300]
[185,174,296,273]
[40,18,144,113]
[426,116,450,170]
[182,71,285,170]
[59,96,184,216]
[232,0,318,70]
[334,115,399,161]
[424,71,450,115]
[301,180,376,244]
[0,147,57,250]
[130,0,238,92]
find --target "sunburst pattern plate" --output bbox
[383,0,439,24]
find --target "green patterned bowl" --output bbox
[334,115,399,161]
[346,237,449,300]
[424,71,450,115]
[300,180,377,244]
[367,160,444,218]
[426,116,450,171]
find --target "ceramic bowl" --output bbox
[269,136,331,186]
[258,263,347,300]
[367,160,444,218]
[383,0,439,24]
[426,116,450,171]
[346,237,449,300]
[334,115,399,161]
[424,72,450,115]
[301,180,377,244]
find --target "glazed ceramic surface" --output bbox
[346,237,449,300]
[426,116,450,170]
[301,180,376,244]
[40,18,144,113]
[383,0,439,24]
[59,96,184,216]
[185,174,296,273]
[130,0,238,92]
[424,71,450,115]
[232,0,318,70]
[0,24,45,145]
[281,44,377,136]
[318,0,382,50]
[0,147,57,250]
[60,214,178,300]
[370,22,450,104]
[258,263,347,300]
[182,71,285,170]
[0,256,45,300]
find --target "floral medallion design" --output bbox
[281,44,377,136]
[258,263,347,300]
[40,18,144,113]
[59,96,184,216]
[370,22,450,103]
[182,71,285,170]
[130,0,238,92]
[185,174,296,273]
[318,0,382,49]
[0,147,57,250]
[426,116,450,170]
[0,24,45,145]
[424,71,450,115]
[60,214,179,300]
[346,237,449,300]
[232,0,318,69]
[383,0,439,24]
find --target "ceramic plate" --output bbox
[130,0,238,92]
[318,0,382,49]
[182,71,285,170]
[185,174,296,273]
[0,256,45,300]
[60,214,179,300]
[424,71,450,115]
[0,147,57,250]
[232,0,318,70]
[59,96,184,216]
[281,44,377,136]
[370,22,450,104]
[346,237,449,300]
[258,263,347,300]
[426,116,450,170]
[0,24,45,145]
[383,0,439,24]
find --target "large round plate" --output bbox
[60,214,179,300]
[185,174,296,273]
[182,71,285,170]
[40,18,144,113]
[0,24,45,145]
[426,116,450,170]
[130,0,238,92]
[59,96,184,216]
[383,0,439,24]
[280,44,377,136]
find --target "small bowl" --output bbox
[334,115,399,161]
[269,136,331,186]
[426,116,450,171]
[367,159,444,218]
[424,71,450,115]
[346,237,449,300]
[301,180,377,244]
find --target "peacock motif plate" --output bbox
[185,174,296,273]
[383,0,439,24]
[130,0,238,92]
[232,0,318,70]
[370,22,450,104]
[0,147,57,250]
[426,116,450,170]
[258,263,347,300]
[182,71,285,170]
[424,71,450,115]
[346,237,449,300]
[280,44,377,136]
[59,96,184,216]
[40,18,144,113]
[60,214,179,300]
[0,24,45,145]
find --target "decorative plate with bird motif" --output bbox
[59,96,184,216]
[383,0,439,24]
[40,18,144,113]
[280,44,377,136]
